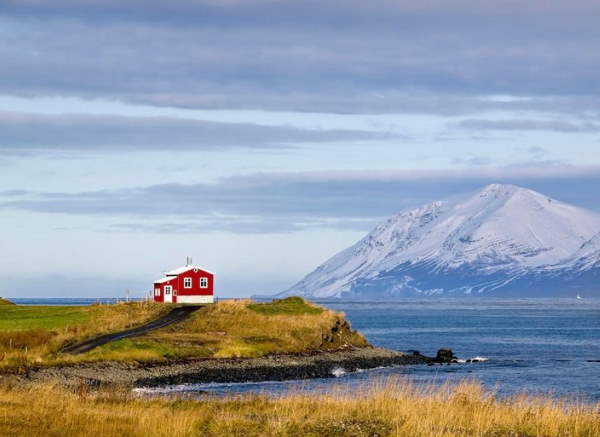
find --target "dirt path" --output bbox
[61,305,202,354]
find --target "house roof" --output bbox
[154,277,174,284]
[165,264,215,276]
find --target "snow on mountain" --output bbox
[278,184,600,299]
[563,232,600,271]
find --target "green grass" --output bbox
[85,338,182,362]
[247,296,324,315]
[0,297,15,305]
[0,305,91,330]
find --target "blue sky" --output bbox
[1,0,599,298]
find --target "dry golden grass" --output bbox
[0,301,169,370]
[0,378,597,437]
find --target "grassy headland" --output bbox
[0,298,367,370]
[70,297,367,362]
[0,379,597,437]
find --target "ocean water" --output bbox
[13,298,600,401]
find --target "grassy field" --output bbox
[0,298,367,369]
[0,304,92,330]
[0,301,170,369]
[0,378,597,437]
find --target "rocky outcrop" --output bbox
[434,348,457,363]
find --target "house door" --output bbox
[164,285,173,303]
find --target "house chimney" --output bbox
[186,256,192,266]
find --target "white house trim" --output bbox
[176,295,214,304]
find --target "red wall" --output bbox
[153,268,214,303]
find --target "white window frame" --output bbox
[199,277,208,288]
[183,277,192,288]
[154,288,160,296]
[164,285,172,295]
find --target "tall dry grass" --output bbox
[0,378,597,437]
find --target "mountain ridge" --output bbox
[278,184,600,299]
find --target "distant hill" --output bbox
[0,298,15,305]
[278,184,600,299]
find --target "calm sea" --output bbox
[13,298,600,401]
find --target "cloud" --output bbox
[0,1,599,114]
[108,217,378,234]
[458,119,600,132]
[2,164,600,233]
[0,112,394,152]
[451,156,492,166]
[526,146,547,155]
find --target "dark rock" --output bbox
[435,348,456,363]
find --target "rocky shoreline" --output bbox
[9,347,452,388]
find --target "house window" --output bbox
[184,277,192,288]
[200,277,208,288]
[154,288,159,296]
[165,286,172,295]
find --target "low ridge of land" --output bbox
[0,297,368,371]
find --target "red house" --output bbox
[153,258,214,304]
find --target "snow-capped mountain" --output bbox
[278,184,600,299]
